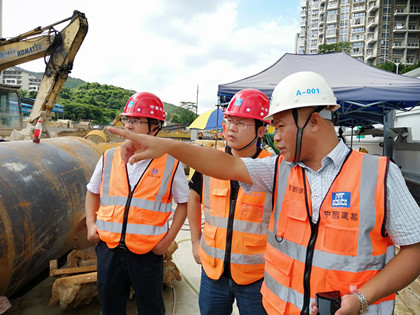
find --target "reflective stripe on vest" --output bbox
[262,151,395,315]
[200,149,272,285]
[96,147,177,254]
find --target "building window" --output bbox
[340,21,349,27]
[341,13,349,19]
[380,48,389,55]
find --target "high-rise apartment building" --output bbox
[298,0,420,67]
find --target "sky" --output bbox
[2,0,300,114]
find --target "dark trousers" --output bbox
[199,268,267,315]
[96,241,165,315]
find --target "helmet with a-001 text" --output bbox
[265,71,340,121]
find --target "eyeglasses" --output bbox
[224,118,255,130]
[121,117,149,126]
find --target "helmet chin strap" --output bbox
[232,120,262,151]
[234,135,259,151]
[147,120,163,136]
[147,126,161,136]
[292,107,324,162]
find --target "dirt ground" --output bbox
[56,129,90,138]
[56,128,124,144]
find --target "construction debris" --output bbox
[48,247,97,310]
[0,296,11,314]
[48,241,182,309]
[163,241,183,288]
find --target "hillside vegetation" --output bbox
[21,69,198,126]
[57,82,198,126]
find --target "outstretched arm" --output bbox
[107,127,252,183]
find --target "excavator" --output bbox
[0,10,96,301]
[0,10,88,140]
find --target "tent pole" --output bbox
[215,105,219,149]
[383,111,388,158]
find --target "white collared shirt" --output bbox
[87,155,189,204]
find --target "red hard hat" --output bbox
[224,89,270,123]
[121,92,166,121]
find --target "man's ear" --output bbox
[310,112,323,128]
[257,125,266,138]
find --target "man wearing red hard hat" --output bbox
[85,92,189,315]
[188,89,273,314]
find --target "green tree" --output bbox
[165,102,198,125]
[376,62,398,73]
[56,82,195,125]
[318,42,351,54]
[29,91,38,98]
[400,62,420,74]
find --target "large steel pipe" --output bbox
[0,137,102,296]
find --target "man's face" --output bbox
[223,115,257,150]
[272,108,318,162]
[272,110,298,162]
[121,117,153,135]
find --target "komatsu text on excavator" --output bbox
[0,10,88,140]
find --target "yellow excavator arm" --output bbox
[0,10,88,140]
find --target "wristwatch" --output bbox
[351,290,369,314]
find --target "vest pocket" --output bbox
[202,223,217,247]
[239,203,264,222]
[97,205,116,219]
[201,223,218,267]
[210,187,229,216]
[320,224,358,255]
[138,208,163,225]
[324,271,366,295]
[264,250,293,287]
[243,232,267,249]
[263,251,293,313]
[281,200,308,245]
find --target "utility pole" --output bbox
[380,56,400,74]
[195,84,199,115]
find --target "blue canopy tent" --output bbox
[218,52,420,156]
[218,52,420,129]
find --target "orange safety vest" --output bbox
[199,148,272,285]
[96,147,179,254]
[262,151,395,315]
